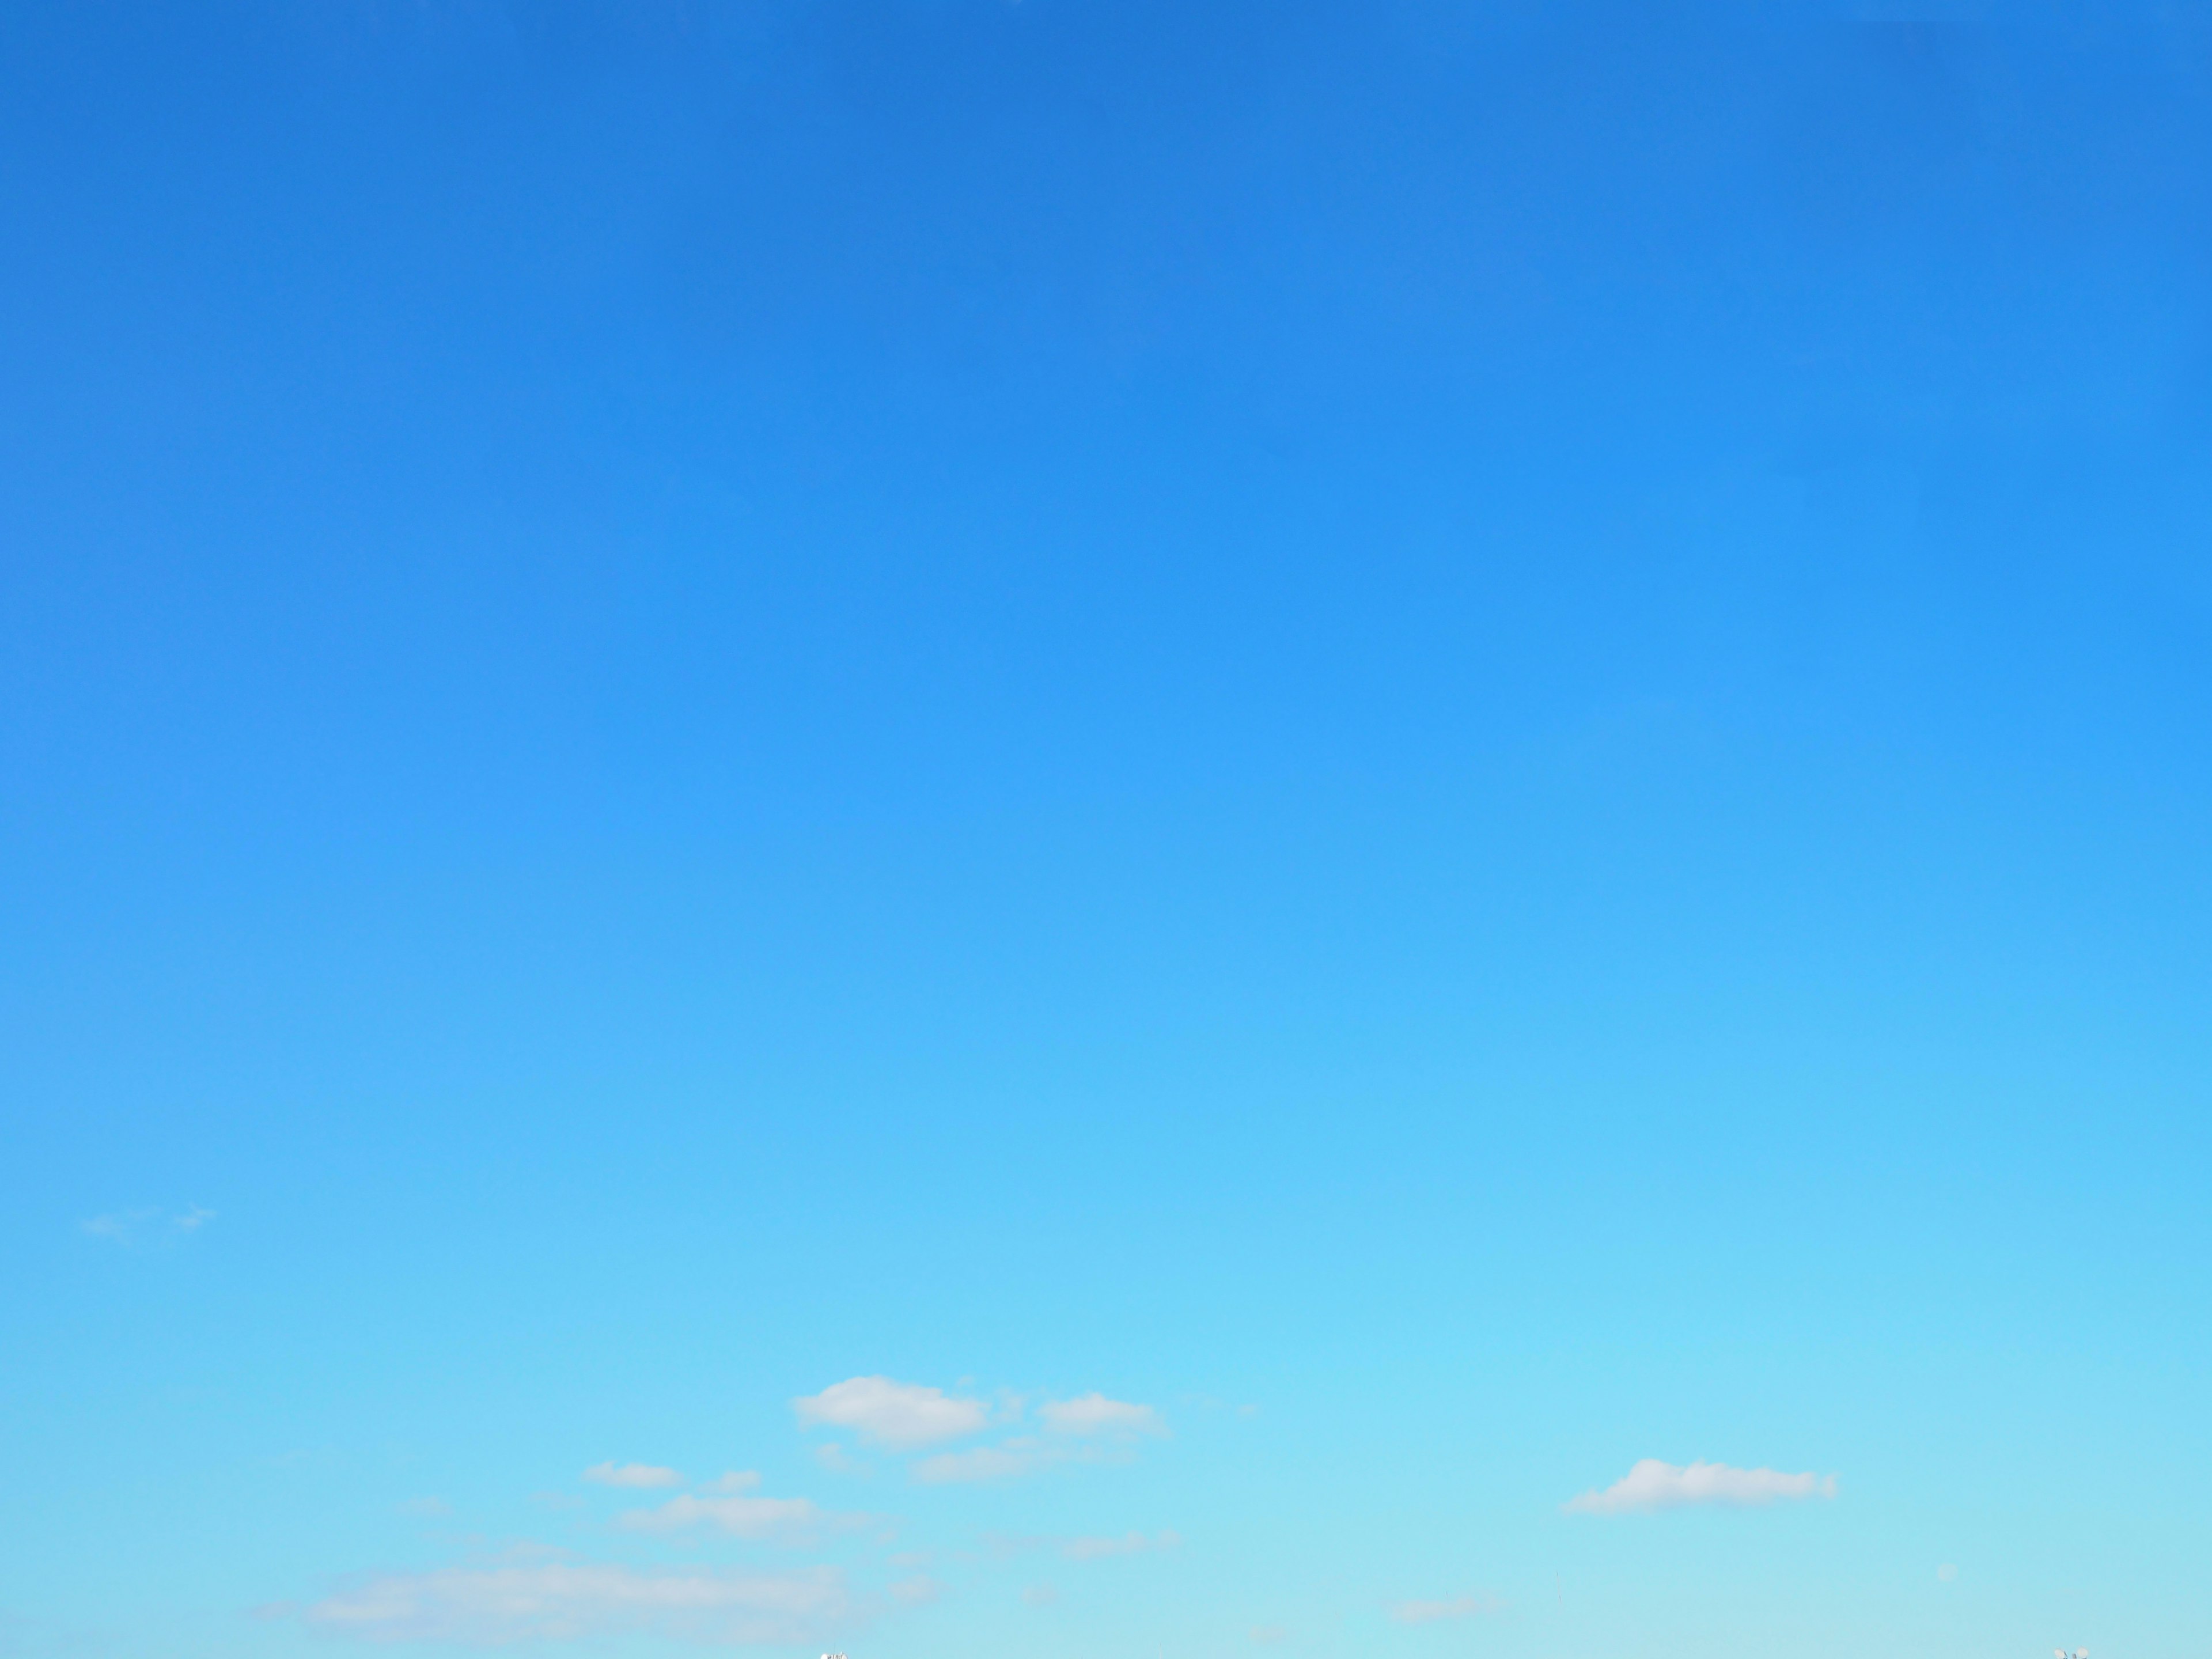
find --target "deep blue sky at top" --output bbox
[3,3,2211,1657]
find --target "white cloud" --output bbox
[584,1462,683,1490]
[304,1562,853,1646]
[1022,1585,1060,1607]
[1037,1394,1164,1438]
[984,1529,1182,1561]
[1062,1530,1180,1561]
[794,1378,989,1449]
[1563,1459,1839,1515]
[910,1421,1165,1485]
[81,1207,213,1245]
[1389,1596,1501,1624]
[814,1444,866,1476]
[617,1495,823,1541]
[889,1576,941,1607]
[1249,1625,1287,1644]
[397,1498,452,1520]
[82,1211,147,1238]
[911,1445,1043,1485]
[700,1471,762,1495]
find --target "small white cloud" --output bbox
[397,1497,452,1519]
[584,1462,683,1490]
[1250,1624,1288,1644]
[1938,1563,1959,1582]
[1389,1596,1502,1624]
[794,1377,989,1450]
[889,1576,941,1607]
[81,1207,212,1245]
[1037,1394,1164,1438]
[617,1495,823,1541]
[983,1528,1178,1561]
[82,1211,149,1238]
[911,1445,1043,1485]
[1022,1584,1060,1607]
[699,1471,762,1495]
[910,1418,1161,1486]
[814,1444,867,1476]
[304,1561,853,1646]
[1061,1531,1180,1562]
[1564,1459,1838,1515]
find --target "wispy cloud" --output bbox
[1036,1394,1164,1438]
[984,1529,1181,1562]
[794,1378,989,1450]
[889,1576,940,1607]
[700,1471,761,1494]
[908,1435,1148,1484]
[616,1494,825,1542]
[584,1462,683,1490]
[303,1561,853,1646]
[1389,1595,1502,1624]
[911,1444,1044,1485]
[1060,1530,1180,1561]
[1564,1459,1838,1515]
[798,1378,1166,1482]
[81,1207,214,1245]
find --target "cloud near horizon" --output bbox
[793,1377,989,1449]
[302,1562,853,1646]
[1565,1459,1838,1514]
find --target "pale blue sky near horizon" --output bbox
[3,3,2210,1657]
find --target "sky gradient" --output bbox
[4,3,2211,1658]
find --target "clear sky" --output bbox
[4,4,2210,1658]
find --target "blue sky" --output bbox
[4,2,2211,1657]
